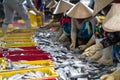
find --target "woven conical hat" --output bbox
[53,0,74,14]
[93,0,113,16]
[66,2,93,19]
[102,4,120,32]
[46,0,57,8]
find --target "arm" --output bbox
[82,32,120,57]
[79,35,95,50]
[70,18,77,49]
[43,21,60,30]
[100,69,120,80]
[26,0,42,15]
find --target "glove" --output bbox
[100,69,120,80]
[79,37,95,51]
[78,45,87,51]
[82,43,103,57]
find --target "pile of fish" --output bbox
[7,63,42,70]
[34,29,117,80]
[3,71,49,80]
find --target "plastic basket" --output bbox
[30,78,58,80]
[29,10,43,27]
[11,28,37,33]
[3,35,33,38]
[6,50,49,55]
[2,37,33,42]
[6,46,40,51]
[13,60,55,67]
[0,28,13,33]
[4,42,37,48]
[6,32,34,36]
[0,49,4,57]
[29,11,38,27]
[0,58,7,71]
[0,67,58,79]
[5,53,53,61]
[36,15,43,27]
[13,46,39,50]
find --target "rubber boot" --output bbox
[2,24,8,34]
[97,46,113,65]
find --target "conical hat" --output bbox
[46,0,57,8]
[53,0,74,14]
[93,0,113,16]
[66,2,93,19]
[102,4,120,32]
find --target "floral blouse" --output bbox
[100,32,120,48]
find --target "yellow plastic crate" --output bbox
[11,28,37,33]
[0,60,55,72]
[13,60,55,67]
[1,36,32,40]
[29,11,38,27]
[0,28,13,33]
[3,39,33,42]
[29,10,43,27]
[0,58,7,71]
[4,42,37,48]
[3,35,33,38]
[1,37,33,42]
[37,15,43,27]
[0,67,59,79]
[5,33,34,37]
[0,58,6,64]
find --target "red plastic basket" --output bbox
[0,48,4,57]
[32,78,58,80]
[43,78,58,80]
[3,49,53,61]
[11,46,39,50]
[5,53,53,61]
[6,49,49,55]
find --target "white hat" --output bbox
[93,0,113,16]
[66,2,93,19]
[53,0,74,14]
[103,3,120,32]
[46,0,57,8]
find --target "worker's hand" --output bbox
[70,42,76,49]
[36,11,43,16]
[100,74,114,80]
[78,45,87,51]
[100,69,120,80]
[82,43,103,57]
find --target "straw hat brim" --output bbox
[66,2,93,19]
[93,0,113,16]
[46,0,57,8]
[102,4,120,32]
[53,0,74,14]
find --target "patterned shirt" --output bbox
[100,32,120,48]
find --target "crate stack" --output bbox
[0,28,58,80]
